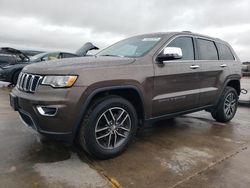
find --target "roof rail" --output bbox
[182,31,192,33]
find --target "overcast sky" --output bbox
[0,0,250,60]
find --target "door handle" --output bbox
[190,65,200,69]
[220,64,227,68]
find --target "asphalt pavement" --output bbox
[0,79,250,188]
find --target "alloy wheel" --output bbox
[95,107,131,150]
[224,92,237,118]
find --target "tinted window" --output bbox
[0,56,8,64]
[0,55,15,65]
[197,39,218,60]
[216,43,235,60]
[168,37,194,60]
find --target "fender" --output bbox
[214,74,241,106]
[72,85,145,138]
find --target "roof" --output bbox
[133,31,225,43]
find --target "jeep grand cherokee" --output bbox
[10,32,241,159]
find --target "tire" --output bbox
[211,86,238,123]
[12,71,21,85]
[78,95,138,159]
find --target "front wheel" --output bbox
[78,96,138,159]
[211,86,238,123]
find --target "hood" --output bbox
[0,47,30,62]
[23,56,135,74]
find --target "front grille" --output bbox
[17,72,43,93]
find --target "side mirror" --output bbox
[156,47,183,62]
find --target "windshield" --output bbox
[30,52,47,62]
[98,35,162,58]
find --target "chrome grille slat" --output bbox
[18,73,22,89]
[23,75,29,91]
[16,73,22,89]
[35,77,43,91]
[24,75,31,91]
[21,74,27,90]
[20,73,25,90]
[16,72,43,93]
[28,75,35,91]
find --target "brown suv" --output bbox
[10,32,241,159]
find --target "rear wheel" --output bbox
[211,86,238,123]
[78,96,138,159]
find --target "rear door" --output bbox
[196,38,232,106]
[153,36,202,117]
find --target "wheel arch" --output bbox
[72,85,145,138]
[212,75,241,109]
[226,79,241,95]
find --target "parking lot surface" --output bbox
[240,77,250,102]
[0,79,250,188]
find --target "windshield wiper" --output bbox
[100,54,124,57]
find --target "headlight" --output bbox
[41,75,78,88]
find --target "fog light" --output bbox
[37,106,58,117]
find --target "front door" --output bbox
[152,36,202,117]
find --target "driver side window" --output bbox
[168,37,194,60]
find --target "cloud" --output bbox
[0,16,123,53]
[0,0,249,60]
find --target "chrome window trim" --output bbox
[154,34,237,63]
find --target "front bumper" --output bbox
[10,85,87,142]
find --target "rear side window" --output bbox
[197,39,218,60]
[216,43,235,60]
[0,56,8,64]
[0,55,15,65]
[168,37,194,60]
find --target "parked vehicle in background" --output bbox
[242,62,250,76]
[0,43,99,85]
[29,52,78,62]
[0,48,30,84]
[10,32,241,159]
[0,54,24,67]
[75,42,99,56]
[21,50,44,57]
